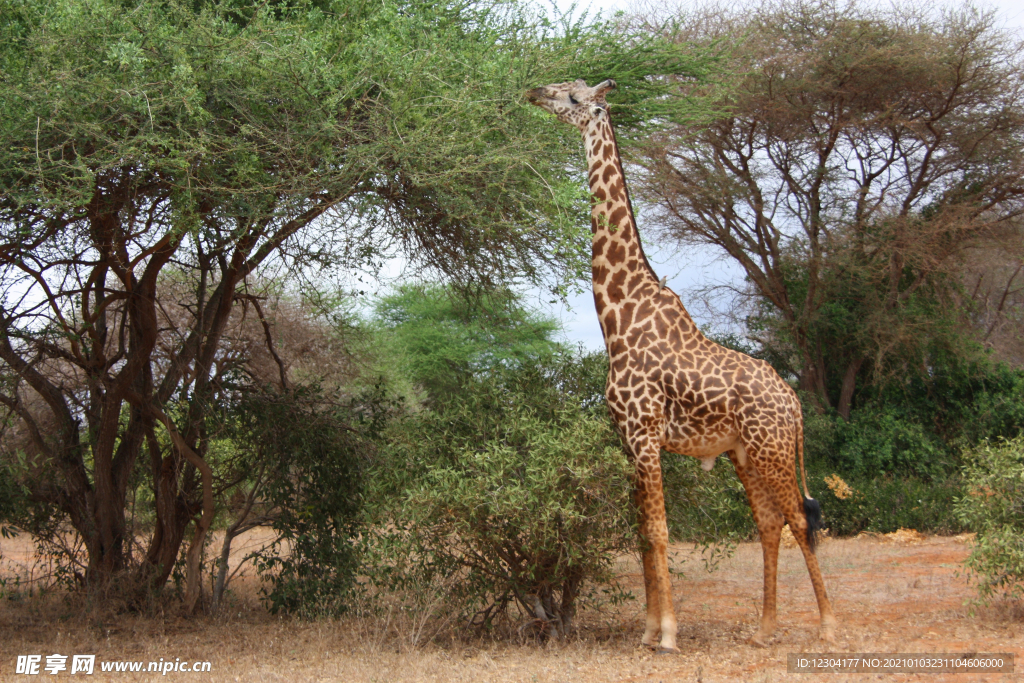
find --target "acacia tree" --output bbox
[637,0,1024,418]
[0,0,714,603]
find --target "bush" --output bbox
[793,399,969,535]
[958,369,1024,447]
[0,459,24,539]
[230,386,386,617]
[662,453,755,549]
[362,355,636,639]
[802,403,955,480]
[832,406,953,478]
[955,435,1024,602]
[662,455,965,543]
[808,470,965,536]
[0,463,24,595]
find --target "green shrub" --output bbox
[809,470,965,536]
[797,362,1024,482]
[955,435,1024,602]
[0,459,24,539]
[661,448,965,542]
[794,397,969,535]
[363,357,636,638]
[802,404,953,479]
[230,386,383,617]
[959,370,1024,446]
[0,463,22,595]
[662,453,756,546]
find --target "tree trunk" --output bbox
[212,469,263,613]
[80,408,147,590]
[139,454,192,589]
[210,533,234,613]
[154,411,214,614]
[137,423,193,592]
[82,533,125,589]
[837,356,865,420]
[797,348,832,413]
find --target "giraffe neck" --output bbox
[582,112,658,329]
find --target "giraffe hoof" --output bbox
[749,633,770,648]
[655,647,681,656]
[819,615,838,643]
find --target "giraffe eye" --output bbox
[568,94,579,105]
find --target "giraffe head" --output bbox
[526,79,616,131]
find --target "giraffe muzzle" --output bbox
[525,87,548,104]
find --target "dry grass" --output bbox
[2,532,1023,682]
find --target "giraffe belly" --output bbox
[658,384,743,460]
[661,430,740,461]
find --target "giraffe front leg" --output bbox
[635,485,661,647]
[640,538,662,648]
[634,454,678,654]
[752,522,782,647]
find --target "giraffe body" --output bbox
[527,79,836,652]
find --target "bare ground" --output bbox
[1,531,1021,682]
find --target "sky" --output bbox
[534,0,1024,353]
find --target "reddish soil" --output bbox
[1,532,1021,682]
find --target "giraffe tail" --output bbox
[803,497,822,553]
[797,408,822,552]
[797,410,811,500]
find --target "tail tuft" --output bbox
[803,497,822,553]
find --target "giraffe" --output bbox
[526,79,837,653]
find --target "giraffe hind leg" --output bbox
[787,501,837,642]
[754,452,838,643]
[729,449,783,646]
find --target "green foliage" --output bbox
[929,362,1024,447]
[0,458,25,541]
[230,385,389,617]
[369,285,563,403]
[659,400,970,542]
[0,444,80,581]
[363,353,635,635]
[641,0,1024,419]
[955,436,1024,602]
[809,470,965,537]
[832,406,950,478]
[792,393,982,536]
[0,0,717,290]
[662,453,755,547]
[660,454,965,541]
[796,359,1024,480]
